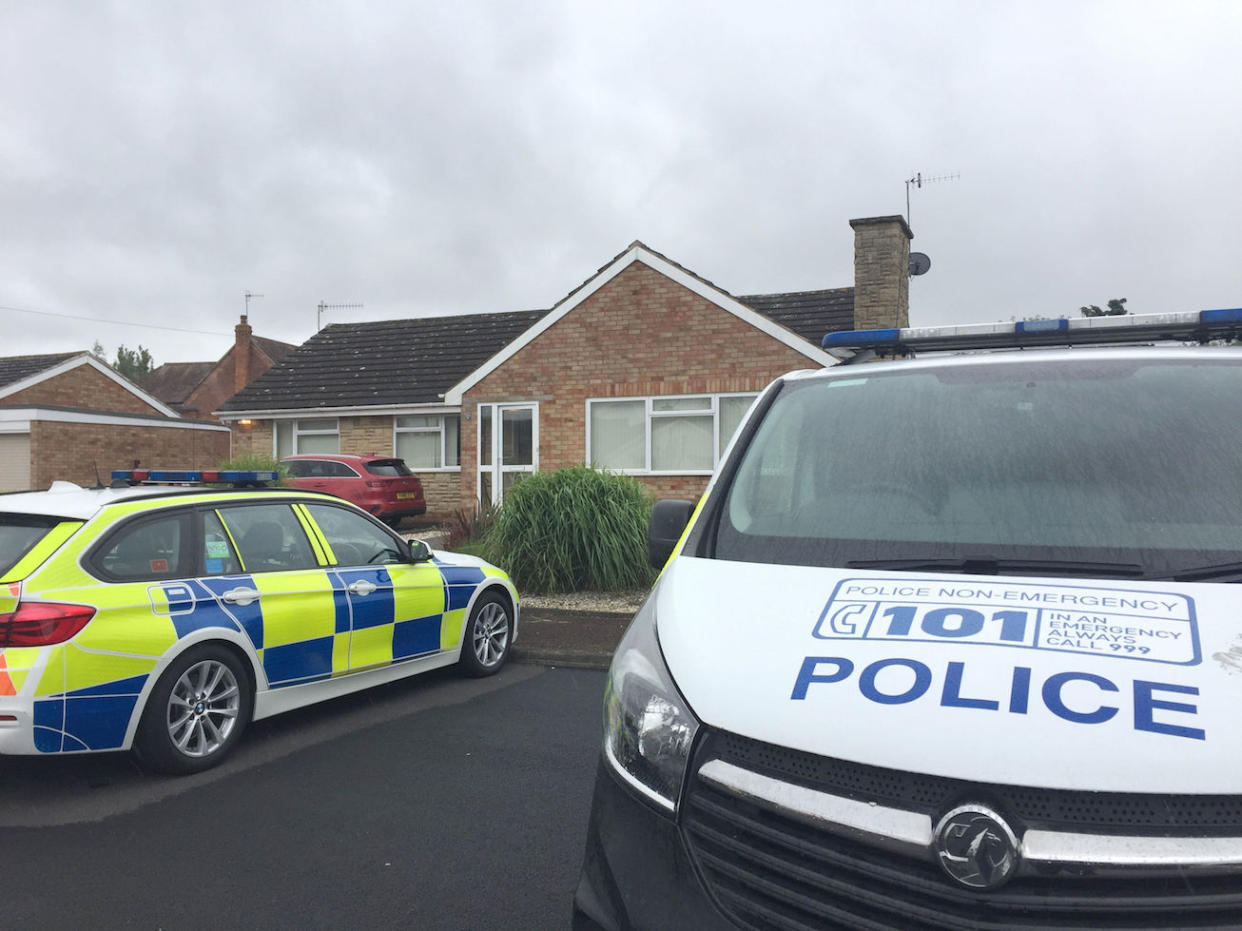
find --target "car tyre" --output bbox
[458,591,512,678]
[134,644,253,775]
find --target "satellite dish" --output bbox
[909,252,932,276]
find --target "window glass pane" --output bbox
[395,415,438,429]
[653,397,711,413]
[719,395,758,456]
[218,504,317,572]
[501,409,533,466]
[396,431,441,468]
[480,407,493,466]
[298,433,340,454]
[328,461,358,476]
[97,514,186,581]
[0,515,62,577]
[275,421,293,459]
[480,470,493,505]
[590,401,645,470]
[202,511,242,575]
[652,414,713,471]
[298,418,338,432]
[445,415,460,467]
[306,504,405,565]
[364,459,413,477]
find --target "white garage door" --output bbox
[0,434,31,492]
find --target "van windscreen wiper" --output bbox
[843,557,1147,578]
[1150,561,1242,582]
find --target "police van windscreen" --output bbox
[0,514,65,577]
[714,356,1242,578]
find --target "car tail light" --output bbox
[0,602,96,647]
[365,480,386,488]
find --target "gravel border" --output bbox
[519,589,647,613]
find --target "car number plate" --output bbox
[396,492,417,499]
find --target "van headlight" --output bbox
[603,599,700,814]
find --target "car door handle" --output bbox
[221,587,261,606]
[348,580,377,597]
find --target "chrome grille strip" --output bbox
[698,758,1242,878]
[697,759,933,859]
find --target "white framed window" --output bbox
[394,414,461,470]
[586,393,759,474]
[274,417,340,457]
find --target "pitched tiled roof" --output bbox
[253,335,296,364]
[142,361,218,406]
[0,352,82,390]
[218,310,548,413]
[738,288,855,345]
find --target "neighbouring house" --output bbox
[142,315,296,421]
[0,352,232,491]
[219,215,914,518]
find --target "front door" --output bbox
[477,403,537,506]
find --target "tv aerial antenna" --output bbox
[318,300,363,331]
[244,291,263,317]
[904,171,959,228]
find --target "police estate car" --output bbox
[0,470,516,774]
[576,310,1242,930]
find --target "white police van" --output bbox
[575,309,1242,930]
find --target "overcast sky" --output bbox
[3,0,1240,365]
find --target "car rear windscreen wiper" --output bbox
[843,557,1147,578]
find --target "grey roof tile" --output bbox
[0,352,84,391]
[219,310,548,412]
[738,288,855,344]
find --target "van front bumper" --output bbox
[573,757,734,931]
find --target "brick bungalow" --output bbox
[0,353,231,491]
[219,215,913,517]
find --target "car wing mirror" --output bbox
[407,539,432,563]
[648,498,695,570]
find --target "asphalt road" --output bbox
[0,663,608,930]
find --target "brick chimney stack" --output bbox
[234,314,253,394]
[849,216,913,330]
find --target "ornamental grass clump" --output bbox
[482,466,654,594]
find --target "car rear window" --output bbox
[364,459,413,477]
[1,514,72,577]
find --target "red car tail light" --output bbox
[0,602,96,647]
[365,480,387,488]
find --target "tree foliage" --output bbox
[114,344,155,380]
[1080,298,1128,318]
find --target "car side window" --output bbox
[201,510,243,576]
[94,512,190,582]
[217,503,317,573]
[285,461,312,478]
[306,504,405,566]
[329,462,358,477]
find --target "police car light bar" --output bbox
[111,469,279,486]
[822,308,1242,355]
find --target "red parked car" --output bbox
[281,454,426,526]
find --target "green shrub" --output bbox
[482,466,654,594]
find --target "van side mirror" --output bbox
[407,539,432,563]
[648,499,695,570]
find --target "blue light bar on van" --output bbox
[822,309,1242,354]
[111,469,279,486]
